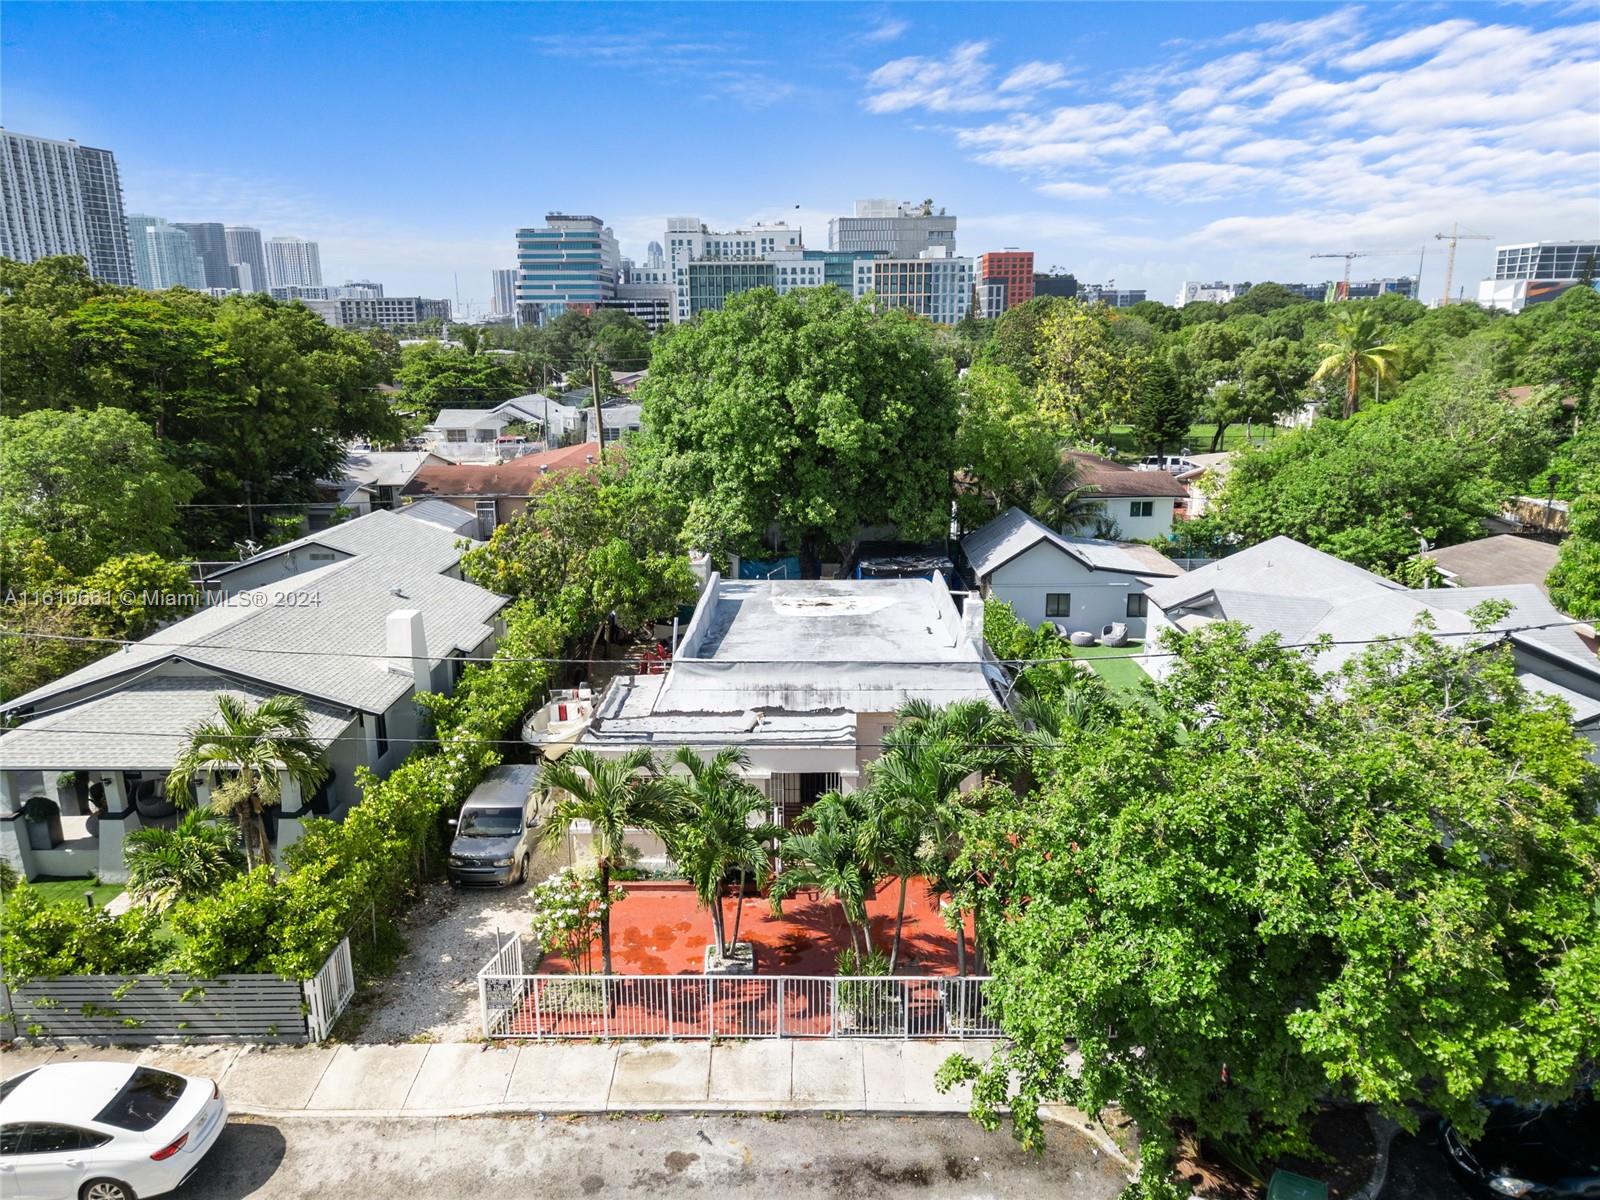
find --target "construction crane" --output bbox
[1310,250,1407,300]
[1433,223,1493,306]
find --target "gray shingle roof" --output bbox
[0,675,356,771]
[209,509,473,581]
[1,556,507,717]
[395,499,480,537]
[962,507,1182,579]
[1425,535,1560,594]
[341,450,440,489]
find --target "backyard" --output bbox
[1069,639,1153,705]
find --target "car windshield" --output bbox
[457,807,522,837]
[94,1067,186,1131]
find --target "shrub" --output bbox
[0,882,164,984]
[527,868,622,974]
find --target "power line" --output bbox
[0,620,1572,669]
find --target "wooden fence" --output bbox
[1,939,353,1045]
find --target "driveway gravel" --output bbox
[348,865,555,1043]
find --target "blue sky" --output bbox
[3,2,1596,311]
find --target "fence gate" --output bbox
[304,938,355,1041]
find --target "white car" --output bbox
[0,1061,227,1200]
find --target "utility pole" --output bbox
[1433,223,1492,307]
[591,360,606,465]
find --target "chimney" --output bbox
[386,609,431,694]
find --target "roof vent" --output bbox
[390,586,408,598]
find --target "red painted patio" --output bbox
[541,877,972,976]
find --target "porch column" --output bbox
[94,772,142,884]
[0,773,39,880]
[274,773,307,855]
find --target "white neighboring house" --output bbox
[1067,452,1188,541]
[1140,536,1600,758]
[340,449,448,510]
[578,574,1006,827]
[423,408,530,461]
[961,507,1184,637]
[0,551,508,882]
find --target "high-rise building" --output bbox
[664,217,802,322]
[0,129,135,285]
[225,226,268,294]
[265,235,323,288]
[303,295,451,329]
[830,199,957,259]
[645,240,665,269]
[1478,241,1600,312]
[490,268,517,317]
[978,250,1034,313]
[339,279,384,298]
[1034,272,1079,299]
[126,214,207,290]
[515,213,621,323]
[173,222,233,289]
[853,246,974,324]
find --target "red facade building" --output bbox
[978,250,1035,312]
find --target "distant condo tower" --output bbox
[265,235,323,289]
[225,226,268,293]
[0,128,136,285]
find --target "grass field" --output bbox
[23,878,124,909]
[1099,422,1283,458]
[1069,639,1154,705]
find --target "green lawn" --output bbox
[24,878,124,909]
[1100,422,1283,457]
[1070,639,1154,705]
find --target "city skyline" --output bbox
[3,2,1596,310]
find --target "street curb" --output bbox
[228,1102,992,1120]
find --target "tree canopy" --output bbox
[944,621,1600,1195]
[632,287,959,566]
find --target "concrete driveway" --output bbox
[171,1113,1131,1199]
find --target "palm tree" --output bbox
[662,748,779,962]
[1312,307,1402,418]
[124,809,245,911]
[538,748,680,975]
[166,694,329,871]
[869,699,1020,972]
[770,793,876,957]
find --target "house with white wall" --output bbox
[961,507,1184,637]
[578,574,1006,826]
[0,516,507,882]
[1067,452,1188,540]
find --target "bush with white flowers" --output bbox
[528,868,624,975]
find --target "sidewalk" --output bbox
[0,1039,1004,1118]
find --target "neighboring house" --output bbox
[1066,452,1187,540]
[340,449,448,510]
[485,394,587,446]
[1173,452,1235,519]
[611,369,648,394]
[401,441,602,537]
[0,556,508,882]
[590,402,643,445]
[1424,535,1562,597]
[204,507,477,595]
[1141,536,1600,757]
[961,507,1183,637]
[423,409,512,461]
[579,574,1006,826]
[395,498,481,539]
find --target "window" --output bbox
[375,712,389,758]
[23,1124,112,1153]
[94,1067,186,1131]
[1045,593,1071,618]
[446,428,467,443]
[1126,594,1148,618]
[1130,500,1154,518]
[475,500,498,538]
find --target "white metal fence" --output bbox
[478,943,998,1041]
[303,938,355,1041]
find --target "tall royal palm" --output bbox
[664,747,779,961]
[538,748,679,975]
[166,694,329,871]
[1312,307,1402,419]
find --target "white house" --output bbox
[1141,537,1600,758]
[0,514,507,882]
[578,574,1006,826]
[962,507,1184,637]
[1068,452,1188,541]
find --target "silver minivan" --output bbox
[446,764,543,886]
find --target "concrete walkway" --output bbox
[0,1039,1004,1118]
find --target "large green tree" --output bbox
[0,407,197,575]
[943,621,1600,1195]
[1126,359,1195,460]
[394,341,523,418]
[953,362,1073,530]
[1033,300,1146,432]
[633,287,959,568]
[1547,469,1600,619]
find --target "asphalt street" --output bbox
[170,1112,1129,1199]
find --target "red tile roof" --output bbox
[1065,451,1189,498]
[402,442,602,498]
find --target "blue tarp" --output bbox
[737,555,801,580]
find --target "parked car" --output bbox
[0,1061,227,1200]
[1441,1090,1599,1198]
[1134,454,1199,474]
[447,763,544,886]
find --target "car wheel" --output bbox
[81,1180,136,1200]
[516,854,529,885]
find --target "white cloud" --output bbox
[1036,180,1112,199]
[864,16,909,43]
[1000,61,1069,91]
[864,42,1070,113]
[1338,18,1476,68]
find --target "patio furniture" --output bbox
[1069,630,1096,647]
[1099,622,1129,647]
[131,778,178,821]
